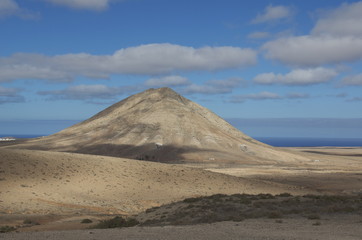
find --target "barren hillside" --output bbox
[0,149,311,216]
[7,88,308,164]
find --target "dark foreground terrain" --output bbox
[1,193,362,240]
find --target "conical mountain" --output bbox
[18,88,307,164]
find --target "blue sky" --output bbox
[1,0,362,138]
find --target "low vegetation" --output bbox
[23,219,40,226]
[137,193,362,226]
[93,216,139,229]
[81,219,93,224]
[0,226,16,233]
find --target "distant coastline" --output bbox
[1,134,361,147]
[255,137,362,147]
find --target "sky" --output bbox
[1,0,362,138]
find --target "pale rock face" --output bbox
[16,87,307,163]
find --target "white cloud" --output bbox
[0,86,18,96]
[231,91,281,103]
[0,44,257,82]
[262,35,362,66]
[43,0,112,11]
[0,0,37,19]
[286,92,310,99]
[38,84,131,100]
[312,1,362,37]
[253,67,338,85]
[145,75,190,87]
[110,44,257,74]
[252,5,292,24]
[0,62,72,83]
[183,78,244,95]
[341,74,362,86]
[348,97,362,102]
[0,86,24,104]
[247,31,270,39]
[262,2,362,67]
[230,91,310,103]
[0,0,19,17]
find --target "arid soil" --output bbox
[0,146,361,240]
[0,148,315,217]
[2,216,362,240]
[208,147,362,195]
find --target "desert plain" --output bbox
[1,145,361,239]
[0,88,361,240]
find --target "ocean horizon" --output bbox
[1,134,362,147]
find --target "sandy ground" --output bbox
[2,215,362,240]
[1,147,361,239]
[0,148,313,217]
[207,147,362,195]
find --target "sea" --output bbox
[254,137,362,147]
[1,134,362,147]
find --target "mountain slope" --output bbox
[10,88,307,163]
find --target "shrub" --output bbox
[81,219,93,224]
[277,193,292,197]
[23,219,40,225]
[0,226,16,233]
[93,216,139,229]
[257,194,275,199]
[183,197,202,203]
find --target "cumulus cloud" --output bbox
[263,35,362,66]
[253,67,338,85]
[341,74,362,86]
[247,31,270,39]
[0,44,257,82]
[42,0,113,11]
[312,1,362,37]
[0,60,72,83]
[38,84,131,100]
[262,2,362,67]
[286,92,310,99]
[336,93,348,98]
[230,91,310,103]
[0,0,37,19]
[231,91,281,103]
[145,75,190,87]
[348,97,362,102]
[0,0,19,17]
[183,78,244,95]
[252,5,293,24]
[0,86,24,104]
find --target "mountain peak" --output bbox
[139,87,188,105]
[17,88,306,164]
